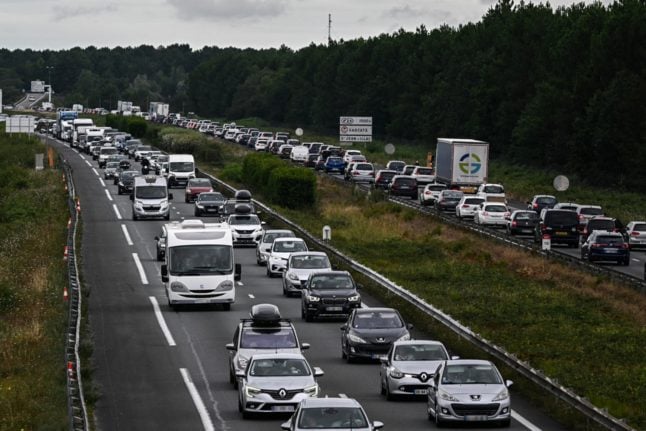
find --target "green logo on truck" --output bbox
[459,153,481,174]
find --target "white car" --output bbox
[254,139,269,151]
[410,166,435,185]
[267,238,309,277]
[476,183,506,203]
[455,196,485,219]
[625,221,646,249]
[281,397,384,431]
[282,252,332,296]
[227,214,265,246]
[290,146,310,163]
[419,183,446,206]
[474,202,510,227]
[256,229,296,265]
[342,150,363,164]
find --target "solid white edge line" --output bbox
[121,224,134,246]
[99,178,106,187]
[148,296,176,346]
[112,204,122,220]
[92,168,99,176]
[132,253,149,285]
[631,258,640,262]
[248,294,255,299]
[104,189,113,201]
[511,410,543,431]
[180,368,215,431]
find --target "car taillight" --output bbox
[512,221,517,227]
[631,231,640,236]
[533,203,538,208]
[187,189,192,193]
[425,191,432,195]
[504,212,510,217]
[591,243,603,248]
[353,171,359,175]
[622,243,629,249]
[578,214,585,220]
[483,211,489,216]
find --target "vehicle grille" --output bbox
[322,298,348,305]
[262,389,302,400]
[451,403,500,416]
[143,206,161,211]
[236,229,254,234]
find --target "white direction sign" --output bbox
[339,125,372,135]
[340,116,372,125]
[340,135,372,142]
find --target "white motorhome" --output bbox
[130,175,173,220]
[160,219,241,310]
[167,154,195,188]
[72,118,94,145]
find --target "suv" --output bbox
[580,216,621,243]
[256,229,296,266]
[301,271,361,321]
[535,209,580,247]
[581,231,630,265]
[576,205,604,230]
[227,213,264,246]
[388,175,418,199]
[226,304,310,388]
[374,170,397,190]
[419,183,446,206]
[194,192,226,217]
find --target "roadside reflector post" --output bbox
[322,225,332,242]
[542,234,551,251]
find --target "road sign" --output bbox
[340,135,372,142]
[6,116,34,133]
[339,125,372,135]
[340,116,372,125]
[542,234,551,251]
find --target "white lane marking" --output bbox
[72,149,79,154]
[99,178,106,187]
[132,253,149,285]
[360,300,370,308]
[512,410,542,431]
[338,393,347,398]
[121,224,133,246]
[85,160,92,167]
[179,368,215,431]
[92,168,99,176]
[149,296,176,346]
[237,281,244,286]
[632,258,640,262]
[104,189,113,201]
[112,204,122,220]
[248,294,255,299]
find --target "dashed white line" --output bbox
[148,296,176,346]
[237,281,244,286]
[85,160,92,167]
[92,168,99,176]
[338,393,347,398]
[132,253,149,285]
[99,178,106,187]
[104,189,113,201]
[180,368,215,431]
[112,204,122,220]
[121,224,133,246]
[632,258,640,262]
[248,294,255,299]
[512,410,542,431]
[72,149,79,154]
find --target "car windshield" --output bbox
[588,220,614,231]
[515,212,538,220]
[353,311,403,329]
[198,194,225,203]
[263,232,294,243]
[442,364,502,385]
[595,235,624,244]
[101,148,117,155]
[416,168,434,175]
[546,211,578,224]
[464,198,484,204]
[395,178,415,186]
[298,407,368,429]
[537,196,557,204]
[428,185,446,191]
[170,161,194,172]
[327,157,342,163]
[581,207,603,216]
[240,328,297,348]
[444,191,463,199]
[188,179,211,187]
[136,146,152,152]
[310,274,353,289]
[633,223,646,232]
[483,185,504,193]
[168,245,233,274]
[291,255,331,269]
[273,241,307,253]
[229,215,260,225]
[355,163,373,170]
[135,185,167,199]
[106,162,119,169]
[394,344,448,361]
[249,358,310,377]
[121,172,138,180]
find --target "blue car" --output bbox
[324,156,345,173]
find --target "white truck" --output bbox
[160,219,241,310]
[71,118,94,147]
[434,138,489,194]
[166,154,195,188]
[130,175,173,220]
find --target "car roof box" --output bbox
[234,203,252,214]
[250,304,281,324]
[235,189,252,201]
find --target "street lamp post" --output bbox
[45,66,54,103]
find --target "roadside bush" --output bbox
[220,163,242,183]
[105,114,148,137]
[266,167,316,209]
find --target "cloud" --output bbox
[383,4,426,19]
[53,3,118,21]
[167,0,288,21]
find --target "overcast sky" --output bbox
[0,0,611,51]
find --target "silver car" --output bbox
[281,397,384,431]
[267,237,309,277]
[255,229,295,265]
[380,340,452,399]
[427,359,512,427]
[625,221,646,249]
[238,353,323,418]
[282,251,332,296]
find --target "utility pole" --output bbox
[46,66,54,103]
[328,14,332,46]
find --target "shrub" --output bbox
[220,163,242,182]
[266,167,316,208]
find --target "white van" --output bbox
[167,154,195,188]
[161,219,241,310]
[290,145,310,163]
[130,175,173,220]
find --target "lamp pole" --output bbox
[45,66,54,103]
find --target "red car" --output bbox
[185,178,213,202]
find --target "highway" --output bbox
[48,136,569,430]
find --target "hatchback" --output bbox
[435,190,464,213]
[474,203,510,227]
[194,192,226,217]
[626,221,646,249]
[374,170,397,189]
[281,397,384,431]
[184,178,213,203]
[267,238,309,277]
[410,166,435,185]
[349,163,375,183]
[507,210,539,236]
[528,194,557,214]
[388,175,418,199]
[256,229,296,266]
[386,160,406,173]
[455,196,485,219]
[576,205,604,229]
[581,231,630,265]
[324,156,345,173]
[580,216,621,243]
[283,252,332,296]
[419,183,447,206]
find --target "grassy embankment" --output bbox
[206,134,646,430]
[0,130,70,430]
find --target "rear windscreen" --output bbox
[581,207,603,216]
[545,211,578,225]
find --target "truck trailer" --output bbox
[434,138,489,194]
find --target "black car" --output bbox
[580,216,624,243]
[435,190,464,213]
[507,210,539,236]
[117,171,139,195]
[535,209,580,247]
[301,271,361,321]
[340,308,412,363]
[581,231,630,265]
[388,175,418,199]
[528,195,558,214]
[374,170,397,190]
[194,192,226,216]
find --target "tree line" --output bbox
[1,0,644,188]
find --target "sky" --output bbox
[0,0,612,51]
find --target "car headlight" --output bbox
[389,368,404,379]
[492,387,509,402]
[347,333,367,344]
[396,333,411,342]
[245,385,262,398]
[307,295,320,302]
[160,201,169,210]
[439,389,459,402]
[236,355,248,370]
[304,384,318,396]
[216,280,234,291]
[196,204,204,208]
[287,272,299,281]
[170,281,189,292]
[347,294,361,302]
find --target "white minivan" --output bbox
[290,146,310,163]
[167,154,195,188]
[130,175,173,220]
[161,219,241,310]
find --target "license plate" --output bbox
[371,354,387,360]
[522,229,533,233]
[605,249,618,253]
[464,415,488,422]
[414,389,428,395]
[272,405,294,412]
[555,231,568,236]
[326,306,343,311]
[206,209,216,212]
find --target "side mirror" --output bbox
[300,342,310,350]
[379,357,389,365]
[406,323,414,330]
[154,236,159,241]
[225,343,236,351]
[235,371,246,378]
[373,421,384,430]
[161,264,168,282]
[260,221,266,225]
[506,380,514,387]
[234,263,242,281]
[313,367,324,377]
[168,193,173,200]
[340,325,347,331]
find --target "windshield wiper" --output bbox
[173,271,202,276]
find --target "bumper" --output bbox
[241,393,311,415]
[386,376,431,396]
[435,401,511,424]
[346,342,390,360]
[305,301,360,317]
[167,290,234,305]
[480,218,507,226]
[588,251,629,262]
[283,278,305,294]
[268,259,288,274]
[232,232,261,246]
[133,206,169,219]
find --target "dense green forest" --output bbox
[1,0,644,188]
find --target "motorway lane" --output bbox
[48,136,567,430]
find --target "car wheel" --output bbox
[156,250,163,261]
[283,283,289,296]
[132,212,138,221]
[164,213,170,221]
[385,381,395,401]
[229,367,235,384]
[622,258,630,266]
[266,267,272,277]
[341,343,347,359]
[580,251,585,260]
[194,209,200,216]
[380,376,386,395]
[305,311,313,322]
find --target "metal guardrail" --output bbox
[60,156,89,431]
[198,168,636,431]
